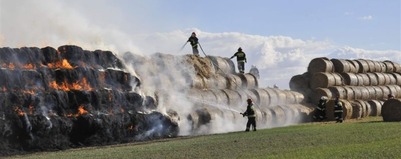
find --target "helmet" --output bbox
[238,47,242,51]
[247,98,252,103]
[320,96,327,100]
[192,32,196,35]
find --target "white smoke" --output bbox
[2,0,401,137]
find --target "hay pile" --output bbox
[290,57,401,121]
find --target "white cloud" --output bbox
[360,15,373,21]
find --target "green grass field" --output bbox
[7,117,401,159]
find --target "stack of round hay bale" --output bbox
[290,57,401,121]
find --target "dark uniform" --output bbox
[242,99,256,131]
[187,32,199,56]
[249,65,259,79]
[230,47,247,73]
[313,96,327,121]
[334,98,343,123]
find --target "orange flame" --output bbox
[2,63,15,70]
[22,63,36,69]
[77,105,88,116]
[49,78,92,91]
[28,105,34,115]
[47,59,75,69]
[14,106,26,116]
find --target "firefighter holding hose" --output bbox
[241,98,256,131]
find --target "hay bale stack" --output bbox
[308,57,334,73]
[331,59,354,73]
[382,99,401,121]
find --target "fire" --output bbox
[77,105,89,116]
[14,106,26,116]
[49,78,93,91]
[47,59,75,69]
[22,90,35,95]
[28,105,34,115]
[2,63,15,70]
[22,63,36,69]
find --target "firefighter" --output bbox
[230,47,247,73]
[313,96,327,121]
[241,98,256,131]
[249,65,260,79]
[187,32,199,56]
[334,96,343,123]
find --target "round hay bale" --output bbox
[386,85,401,98]
[269,106,287,126]
[310,72,342,89]
[284,90,305,104]
[364,86,376,100]
[311,88,332,104]
[355,74,365,86]
[340,73,358,86]
[239,73,258,89]
[383,60,395,73]
[185,54,215,78]
[243,90,258,106]
[264,88,279,106]
[258,107,274,128]
[349,100,363,119]
[366,73,378,86]
[372,60,383,72]
[386,73,397,85]
[373,73,386,85]
[290,74,309,92]
[203,74,228,89]
[222,89,243,108]
[365,60,376,72]
[378,86,391,99]
[207,56,235,74]
[343,86,355,100]
[355,59,369,73]
[347,60,360,73]
[191,75,205,89]
[391,73,401,85]
[359,74,370,86]
[308,57,334,73]
[326,99,352,120]
[331,59,352,73]
[328,86,347,99]
[250,88,270,107]
[392,62,401,72]
[371,86,384,100]
[209,89,230,107]
[350,86,362,100]
[226,74,243,90]
[356,100,370,118]
[367,100,382,116]
[382,99,401,121]
[272,88,288,105]
[357,87,370,100]
[378,62,387,72]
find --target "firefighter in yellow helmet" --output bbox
[241,98,256,131]
[313,96,327,121]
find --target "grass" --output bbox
[6,117,401,159]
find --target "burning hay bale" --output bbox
[0,45,179,156]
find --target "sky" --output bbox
[0,0,400,88]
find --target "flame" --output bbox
[22,90,35,95]
[2,63,15,70]
[77,105,88,116]
[49,78,92,91]
[47,59,75,69]
[22,63,36,69]
[14,106,26,116]
[28,105,34,115]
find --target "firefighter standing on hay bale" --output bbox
[240,98,256,131]
[334,96,343,123]
[313,96,327,122]
[187,32,199,56]
[230,47,247,74]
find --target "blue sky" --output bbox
[0,0,400,88]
